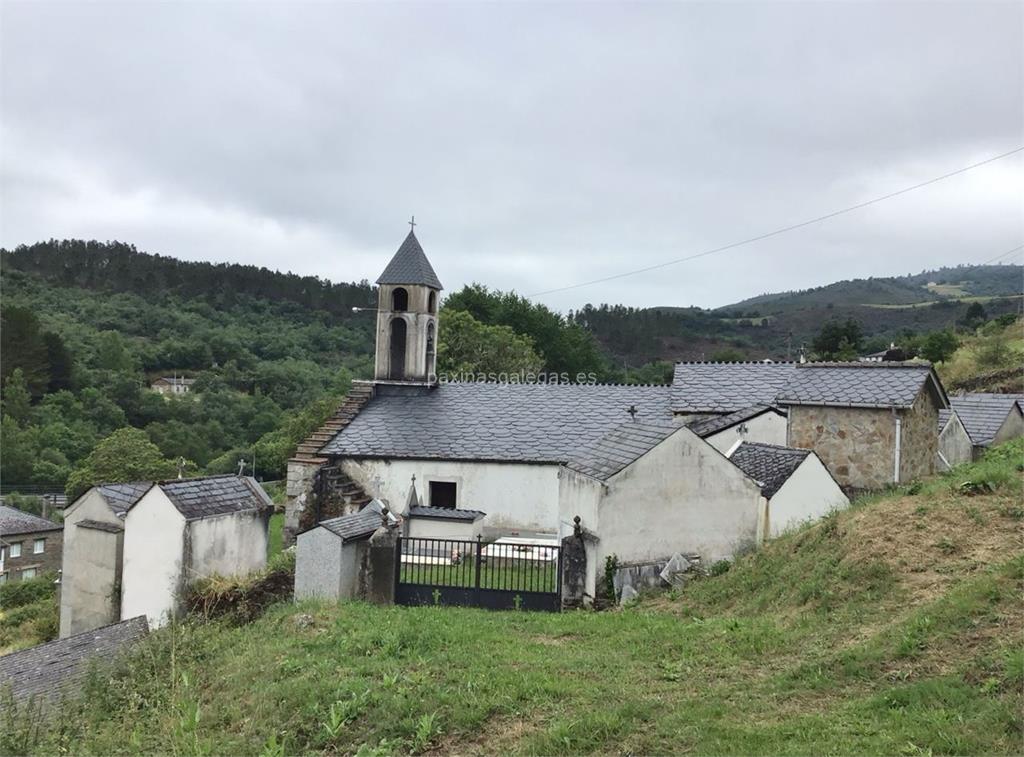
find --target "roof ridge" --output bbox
[735,441,809,454]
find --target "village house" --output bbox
[150,376,195,396]
[670,361,949,490]
[122,475,272,628]
[685,405,788,453]
[942,393,1024,460]
[0,505,62,583]
[59,475,271,636]
[936,408,974,470]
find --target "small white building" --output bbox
[59,482,150,638]
[150,376,196,396]
[727,442,849,538]
[686,405,788,453]
[121,475,272,628]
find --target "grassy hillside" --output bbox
[5,441,1021,755]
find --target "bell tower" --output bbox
[374,223,443,383]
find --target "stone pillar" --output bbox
[361,523,399,605]
[560,516,588,610]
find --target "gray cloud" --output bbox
[2,1,1021,310]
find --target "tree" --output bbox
[0,306,51,396]
[65,427,182,499]
[960,302,988,328]
[710,348,745,363]
[2,369,33,426]
[437,310,545,378]
[94,330,136,373]
[919,330,959,364]
[811,319,863,360]
[44,332,75,392]
[0,415,36,484]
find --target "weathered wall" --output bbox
[788,405,896,489]
[899,388,939,483]
[284,459,322,544]
[59,489,124,637]
[374,284,438,382]
[767,454,849,538]
[938,412,973,470]
[992,406,1024,446]
[294,528,360,600]
[705,411,788,453]
[343,458,561,536]
[188,510,268,580]
[595,428,763,566]
[122,490,185,628]
[2,527,62,582]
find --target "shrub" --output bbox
[0,572,56,610]
[184,549,295,625]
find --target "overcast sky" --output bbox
[2,1,1021,311]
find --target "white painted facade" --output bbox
[406,515,482,541]
[59,489,124,638]
[122,488,269,628]
[704,410,788,453]
[558,427,766,599]
[122,488,186,628]
[938,411,973,470]
[343,458,560,536]
[760,453,849,538]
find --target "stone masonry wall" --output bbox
[899,388,938,483]
[788,405,896,490]
[3,528,63,581]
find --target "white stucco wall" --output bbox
[188,510,268,580]
[59,489,124,638]
[938,412,973,470]
[122,489,186,628]
[593,428,764,567]
[705,411,788,453]
[295,528,361,600]
[406,516,481,541]
[766,454,849,538]
[343,458,561,536]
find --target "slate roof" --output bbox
[776,363,946,409]
[409,505,487,521]
[686,405,783,438]
[96,482,151,516]
[670,363,798,413]
[565,422,681,481]
[948,393,1024,445]
[376,231,443,290]
[313,501,396,541]
[320,383,673,464]
[0,506,62,537]
[148,475,273,521]
[729,442,811,499]
[0,616,148,706]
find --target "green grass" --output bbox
[4,444,1022,755]
[0,573,58,654]
[267,512,284,559]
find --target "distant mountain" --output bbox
[718,264,1022,314]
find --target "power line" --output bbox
[526,146,1024,298]
[981,244,1024,264]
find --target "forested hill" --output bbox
[719,264,1022,313]
[1,239,376,317]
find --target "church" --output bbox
[284,229,853,597]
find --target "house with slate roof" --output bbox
[59,482,150,637]
[0,616,148,708]
[727,442,848,538]
[121,474,272,627]
[941,393,1024,460]
[0,506,62,584]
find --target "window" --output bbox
[429,481,457,509]
[9,543,21,558]
[21,568,36,580]
[428,291,437,313]
[392,287,409,312]
[34,538,45,554]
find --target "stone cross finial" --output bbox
[573,515,582,538]
[237,458,248,476]
[408,215,416,230]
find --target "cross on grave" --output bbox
[627,405,638,421]
[177,456,187,479]
[370,474,385,499]
[237,458,248,476]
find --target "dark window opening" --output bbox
[389,318,407,380]
[428,291,437,313]
[429,481,457,509]
[392,287,409,312]
[426,322,436,376]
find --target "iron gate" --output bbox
[395,536,562,611]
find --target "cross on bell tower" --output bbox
[373,223,443,384]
